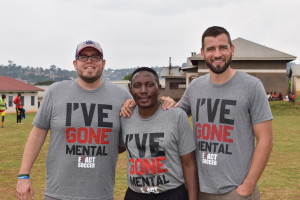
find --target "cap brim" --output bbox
[76,47,103,57]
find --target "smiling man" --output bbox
[121,67,199,200]
[74,41,105,86]
[121,26,272,200]
[119,26,273,200]
[16,40,132,200]
[179,26,273,200]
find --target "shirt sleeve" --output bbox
[176,109,196,156]
[179,84,192,116]
[33,85,54,130]
[249,80,273,125]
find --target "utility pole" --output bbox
[168,57,172,74]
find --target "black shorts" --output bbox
[124,184,188,200]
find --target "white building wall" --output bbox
[292,76,300,96]
[4,92,39,113]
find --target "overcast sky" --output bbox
[0,0,299,71]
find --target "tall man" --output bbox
[16,40,133,200]
[179,26,273,200]
[121,26,273,200]
[121,67,199,200]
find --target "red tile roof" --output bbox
[0,76,44,92]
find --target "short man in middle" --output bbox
[121,67,199,200]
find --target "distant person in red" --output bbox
[13,92,23,124]
[288,93,296,102]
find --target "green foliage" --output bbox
[295,96,300,106]
[123,73,132,80]
[259,114,300,199]
[34,80,56,85]
[0,113,49,200]
[0,64,77,84]
[269,101,300,116]
[0,63,167,82]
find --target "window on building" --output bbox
[31,96,35,106]
[170,83,178,89]
[8,96,13,107]
[170,82,186,89]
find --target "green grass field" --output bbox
[0,101,299,200]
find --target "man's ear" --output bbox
[102,59,106,69]
[158,84,162,95]
[231,44,235,57]
[73,60,78,70]
[201,48,204,59]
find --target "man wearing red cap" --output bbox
[16,40,132,200]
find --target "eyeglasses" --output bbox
[77,55,102,62]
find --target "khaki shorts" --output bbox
[0,111,5,116]
[199,185,260,200]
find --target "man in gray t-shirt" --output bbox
[120,26,272,200]
[121,27,273,200]
[121,67,199,200]
[179,26,273,200]
[16,40,133,200]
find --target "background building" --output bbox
[164,38,296,100]
[290,65,300,96]
[0,76,43,113]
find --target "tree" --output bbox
[35,80,56,85]
[123,73,132,80]
[50,65,57,73]
[8,60,13,66]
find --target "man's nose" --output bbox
[214,48,222,57]
[140,85,147,92]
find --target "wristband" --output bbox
[18,176,30,179]
[18,174,30,177]
[18,174,30,179]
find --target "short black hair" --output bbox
[130,67,160,85]
[1,94,6,99]
[202,26,232,49]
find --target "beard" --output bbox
[77,71,102,83]
[204,55,232,74]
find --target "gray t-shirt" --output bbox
[179,71,273,194]
[34,80,131,200]
[121,106,196,194]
